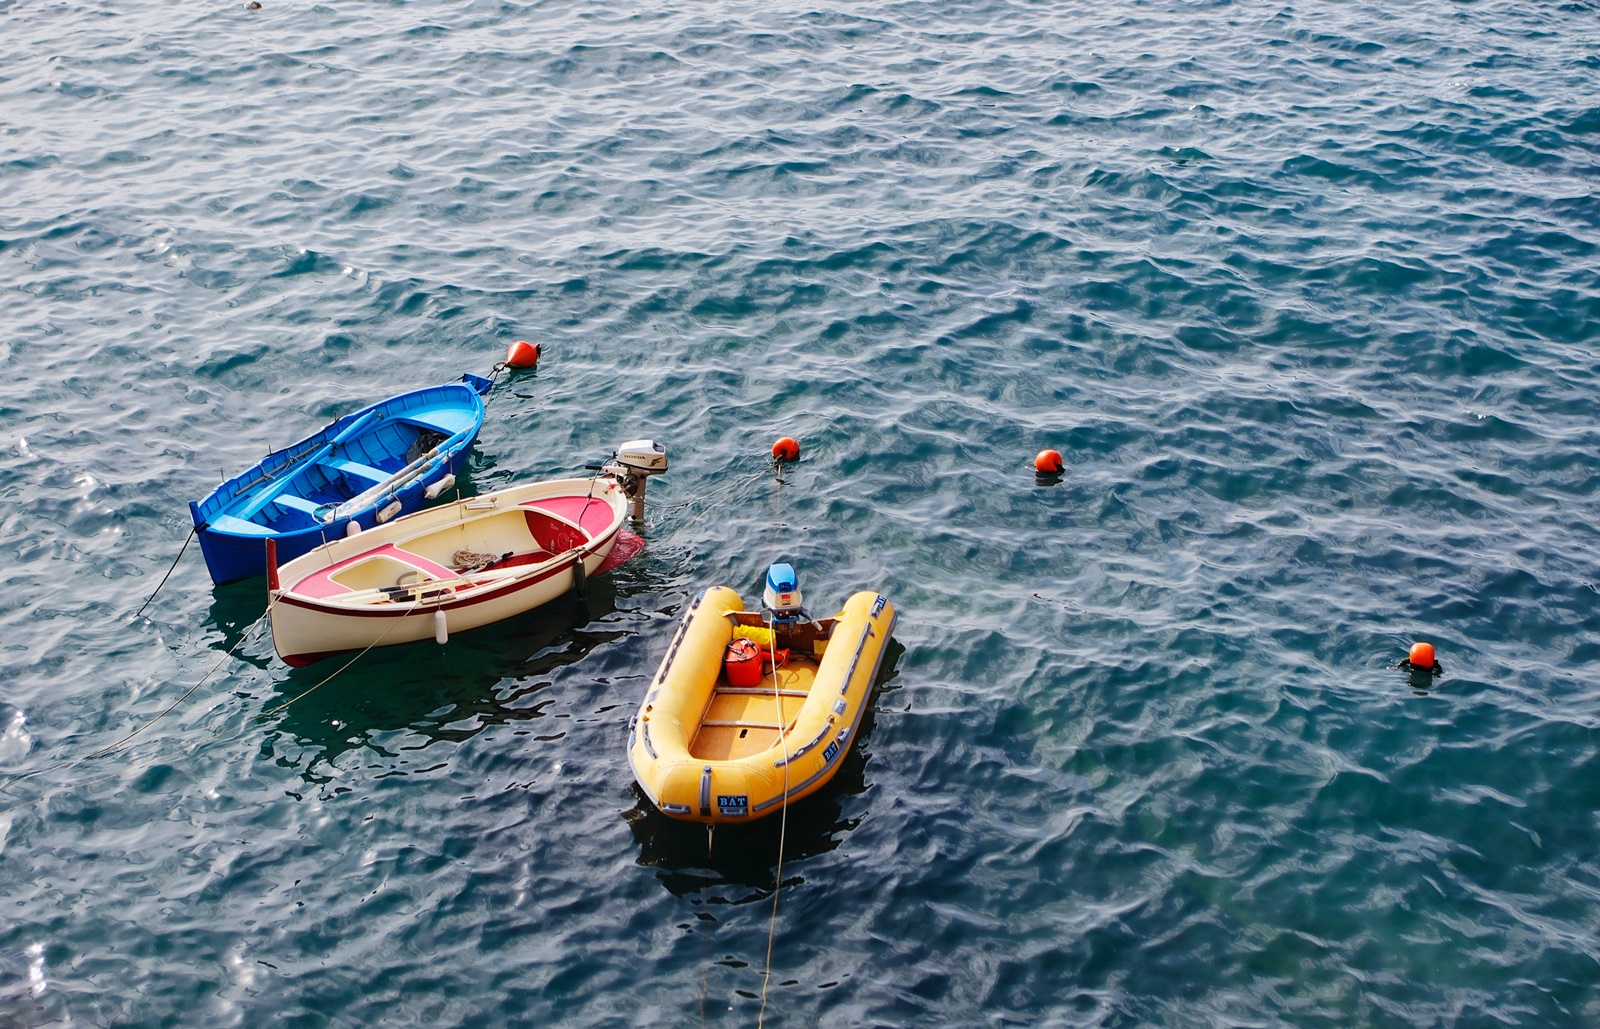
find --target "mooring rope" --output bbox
[255,593,427,720]
[0,597,276,800]
[659,469,769,528]
[700,822,715,1028]
[134,525,197,620]
[0,591,427,817]
[753,456,797,1024]
[480,363,509,410]
[88,597,277,761]
[757,609,792,1025]
[5,364,517,813]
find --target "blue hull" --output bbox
[191,373,494,585]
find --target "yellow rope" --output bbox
[92,594,280,759]
[256,594,424,719]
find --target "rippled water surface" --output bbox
[4,0,1600,1024]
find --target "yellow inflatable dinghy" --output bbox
[628,565,896,824]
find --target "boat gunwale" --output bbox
[194,377,488,524]
[751,606,897,813]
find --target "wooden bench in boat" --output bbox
[324,456,390,483]
[274,494,326,517]
[690,659,820,761]
[292,544,459,600]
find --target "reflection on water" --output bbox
[623,778,863,900]
[0,944,69,1027]
[1403,664,1443,697]
[257,575,628,780]
[202,577,275,671]
[625,638,904,899]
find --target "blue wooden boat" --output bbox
[190,373,494,585]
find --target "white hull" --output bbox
[268,477,627,665]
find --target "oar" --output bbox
[234,409,383,521]
[319,443,446,523]
[321,416,489,523]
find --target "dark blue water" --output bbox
[4,1,1600,1024]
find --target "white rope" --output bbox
[701,823,715,1028]
[0,597,277,800]
[757,609,791,1028]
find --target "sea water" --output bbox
[2,1,1599,1024]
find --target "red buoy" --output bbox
[772,437,800,462]
[505,340,541,369]
[1035,449,1064,475]
[1408,642,1435,669]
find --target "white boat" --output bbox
[267,441,667,666]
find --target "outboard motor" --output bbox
[762,562,809,622]
[604,439,668,522]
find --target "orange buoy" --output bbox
[1035,449,1064,475]
[505,340,541,369]
[772,437,800,462]
[1408,642,1436,669]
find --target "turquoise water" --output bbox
[4,1,1600,1024]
